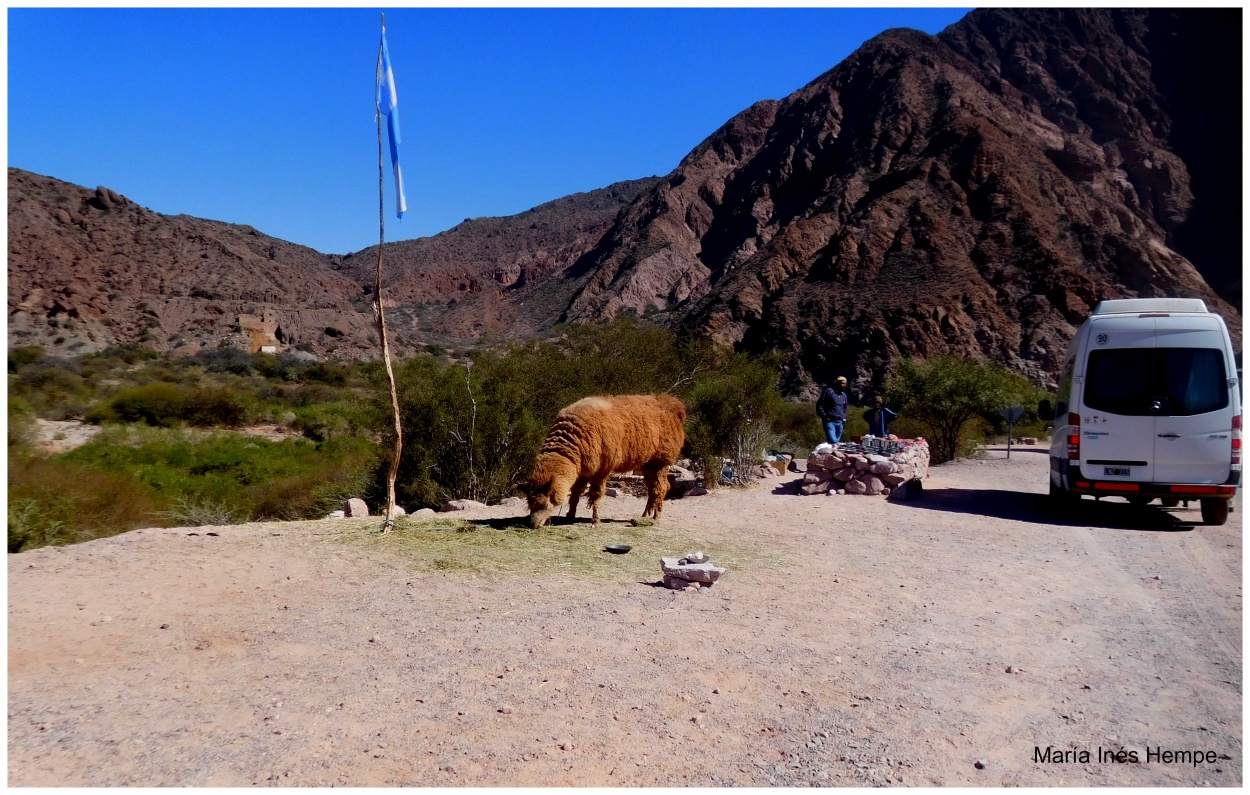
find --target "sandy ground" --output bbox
[8,446,1241,786]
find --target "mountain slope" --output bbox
[7,168,378,357]
[556,8,1241,394]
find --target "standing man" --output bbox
[816,375,851,444]
[865,395,898,437]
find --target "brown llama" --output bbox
[523,394,687,528]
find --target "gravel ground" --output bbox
[8,446,1241,786]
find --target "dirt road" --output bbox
[8,447,1241,786]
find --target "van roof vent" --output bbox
[1092,298,1209,315]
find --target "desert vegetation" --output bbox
[8,319,1048,552]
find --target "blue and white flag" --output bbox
[377,28,407,219]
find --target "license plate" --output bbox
[1104,466,1131,477]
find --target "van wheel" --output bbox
[1160,497,1180,508]
[1200,498,1229,526]
[1127,496,1152,507]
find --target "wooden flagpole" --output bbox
[376,12,403,532]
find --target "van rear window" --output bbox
[1085,348,1228,416]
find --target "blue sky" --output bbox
[9,7,971,255]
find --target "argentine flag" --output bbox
[377,29,407,219]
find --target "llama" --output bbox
[523,394,687,528]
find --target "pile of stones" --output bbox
[660,551,726,591]
[800,438,930,498]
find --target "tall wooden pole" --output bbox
[376,14,403,531]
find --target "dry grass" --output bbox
[318,514,782,583]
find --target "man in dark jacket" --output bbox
[816,375,851,444]
[864,395,898,437]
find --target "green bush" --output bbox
[8,451,161,552]
[884,356,1038,464]
[292,400,377,442]
[87,383,248,427]
[683,352,785,485]
[183,388,249,427]
[10,358,91,417]
[60,427,380,524]
[8,344,46,373]
[8,397,37,449]
[769,401,824,454]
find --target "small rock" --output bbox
[344,498,369,518]
[413,508,437,517]
[440,499,487,512]
[687,487,710,497]
[159,623,169,630]
[1005,666,1014,674]
[498,706,513,714]
[684,551,709,564]
[325,510,346,519]
[975,760,987,770]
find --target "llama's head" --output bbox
[523,478,558,528]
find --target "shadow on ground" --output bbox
[900,487,1199,532]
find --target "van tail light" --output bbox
[1233,414,1242,468]
[1067,413,1080,460]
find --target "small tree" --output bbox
[885,356,1037,464]
[684,352,785,486]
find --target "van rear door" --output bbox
[1079,319,1157,483]
[1150,318,1232,484]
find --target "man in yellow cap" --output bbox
[816,375,851,444]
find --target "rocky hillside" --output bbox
[7,168,379,358]
[8,9,1240,394]
[558,8,1241,395]
[7,169,657,358]
[334,177,660,346]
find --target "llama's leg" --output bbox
[641,466,660,518]
[650,465,672,521]
[586,478,607,526]
[566,477,588,520]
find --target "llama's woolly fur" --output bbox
[525,394,686,527]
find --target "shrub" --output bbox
[60,428,381,524]
[8,345,46,373]
[183,388,248,427]
[88,383,186,426]
[87,383,249,427]
[8,397,37,449]
[675,351,785,486]
[884,356,1038,464]
[188,347,257,376]
[8,452,162,551]
[769,401,825,455]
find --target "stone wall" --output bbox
[801,438,930,498]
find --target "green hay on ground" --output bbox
[320,515,781,583]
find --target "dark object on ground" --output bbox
[604,544,632,554]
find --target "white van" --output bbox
[1047,298,1241,525]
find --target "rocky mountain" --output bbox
[8,8,1240,395]
[7,168,657,358]
[333,177,660,346]
[7,168,379,358]
[558,8,1241,395]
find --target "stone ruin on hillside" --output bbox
[238,310,282,354]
